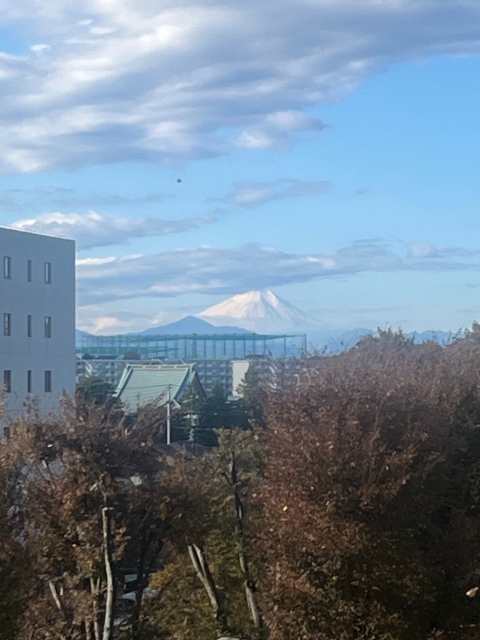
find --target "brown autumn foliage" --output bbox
[7,330,480,639]
[260,331,480,639]
[1,396,196,640]
[0,426,32,640]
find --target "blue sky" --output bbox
[1,0,480,334]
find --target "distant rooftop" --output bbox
[114,363,204,410]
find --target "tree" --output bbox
[259,332,480,639]
[198,383,249,442]
[238,364,269,429]
[123,352,141,360]
[76,376,114,405]
[0,430,32,639]
[5,396,181,640]
[145,427,266,640]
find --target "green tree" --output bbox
[238,364,269,429]
[76,376,114,405]
[198,383,249,442]
[145,427,266,640]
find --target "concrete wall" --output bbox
[0,227,75,431]
[231,360,250,397]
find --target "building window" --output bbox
[44,262,52,284]
[27,259,32,282]
[45,316,52,338]
[3,256,11,279]
[44,370,52,392]
[3,370,11,393]
[4,313,11,336]
[27,314,32,337]
[27,370,32,393]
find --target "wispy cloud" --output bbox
[76,238,480,305]
[235,111,327,150]
[0,187,167,212]
[0,1,480,171]
[76,304,190,334]
[354,187,372,196]
[308,306,407,316]
[0,190,20,212]
[408,241,480,259]
[76,305,157,334]
[12,210,217,249]
[215,179,332,208]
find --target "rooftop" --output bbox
[114,363,203,410]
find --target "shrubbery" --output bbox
[3,331,480,638]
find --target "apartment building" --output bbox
[76,357,94,383]
[76,357,127,388]
[190,359,233,395]
[76,357,159,388]
[77,356,238,396]
[0,227,76,433]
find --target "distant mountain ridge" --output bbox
[139,315,249,336]
[76,325,458,349]
[197,290,320,333]
[76,329,91,343]
[76,291,459,348]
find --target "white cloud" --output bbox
[30,44,50,54]
[75,238,480,306]
[216,178,332,208]
[76,304,189,334]
[76,303,159,334]
[408,241,479,259]
[73,242,380,303]
[89,26,117,35]
[236,111,327,150]
[0,0,480,171]
[11,210,217,249]
[0,186,168,211]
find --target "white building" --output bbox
[231,360,250,398]
[0,227,76,434]
[76,357,94,384]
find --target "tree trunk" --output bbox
[48,580,69,640]
[188,543,228,633]
[101,507,115,640]
[131,529,163,640]
[230,454,263,630]
[90,578,101,640]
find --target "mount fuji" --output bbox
[197,290,321,333]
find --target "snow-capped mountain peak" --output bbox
[197,290,320,332]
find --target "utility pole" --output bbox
[166,384,172,445]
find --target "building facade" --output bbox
[77,357,238,397]
[188,359,233,396]
[0,227,76,433]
